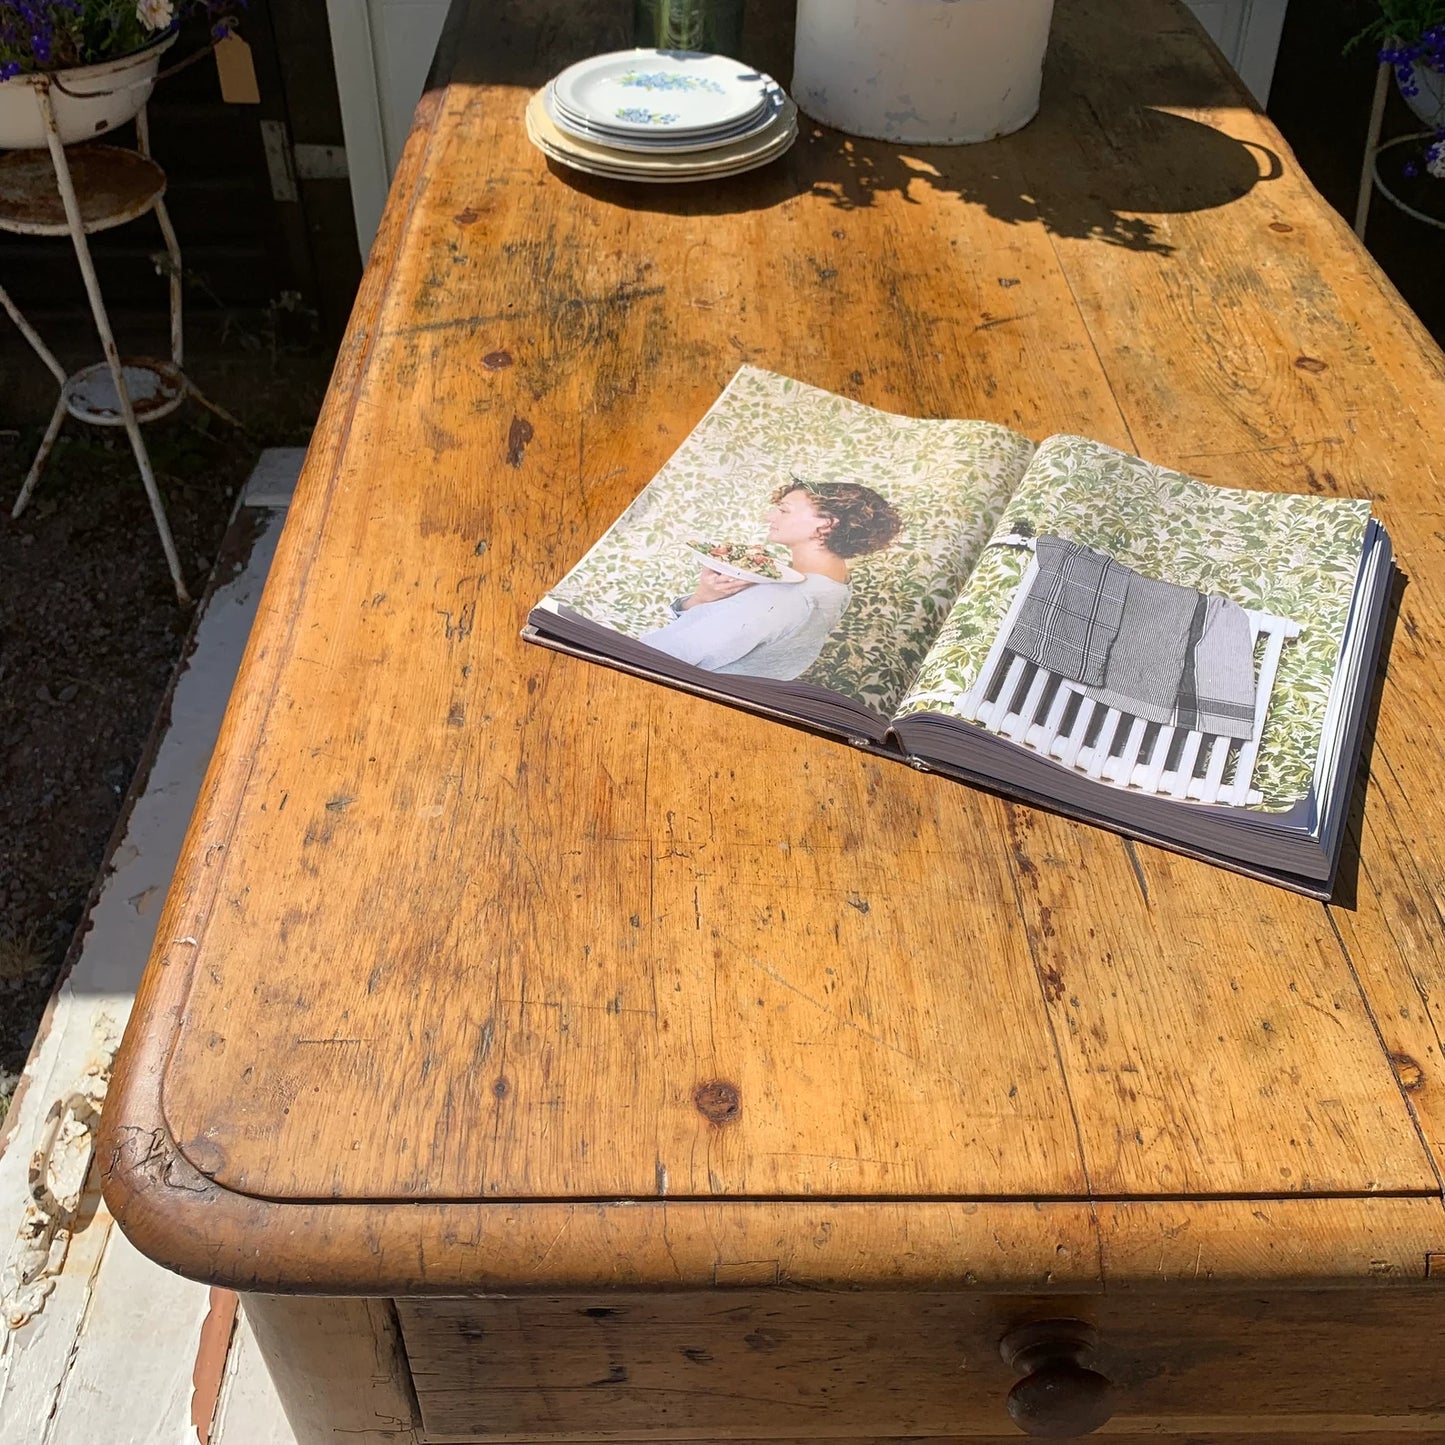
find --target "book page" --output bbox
[545,367,1035,717]
[896,436,1372,811]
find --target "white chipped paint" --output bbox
[210,1309,299,1445]
[0,450,301,1445]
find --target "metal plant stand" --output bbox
[0,80,236,604]
[1355,60,1445,240]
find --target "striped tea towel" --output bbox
[1006,535,1129,686]
[1174,594,1257,740]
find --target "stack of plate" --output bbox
[527,49,797,184]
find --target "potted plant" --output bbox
[792,0,1057,145]
[0,0,241,149]
[1358,1,1445,125]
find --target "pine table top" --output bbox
[102,0,1445,1295]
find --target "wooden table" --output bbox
[101,1,1445,1441]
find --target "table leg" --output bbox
[241,1295,420,1445]
[1355,60,1391,240]
[11,391,69,519]
[0,279,69,386]
[37,82,191,605]
[136,106,185,373]
[1,278,71,517]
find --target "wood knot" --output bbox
[181,1136,228,1179]
[482,350,513,370]
[1390,1053,1425,1092]
[693,1080,741,1125]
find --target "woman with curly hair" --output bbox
[641,478,904,680]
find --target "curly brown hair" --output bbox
[772,478,904,559]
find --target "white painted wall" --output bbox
[1183,0,1291,105]
[325,0,1290,258]
[326,0,450,260]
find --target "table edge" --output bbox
[98,2,1445,1296]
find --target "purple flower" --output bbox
[2,0,243,75]
[1404,161,1420,177]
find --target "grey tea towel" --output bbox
[1083,568,1201,724]
[1006,535,1129,687]
[1174,594,1257,740]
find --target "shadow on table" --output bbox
[454,0,1283,249]
[547,103,1282,254]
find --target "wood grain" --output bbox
[399,1288,1445,1441]
[100,0,1445,1299]
[242,1295,419,1443]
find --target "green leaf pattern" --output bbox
[549,367,1036,715]
[896,436,1372,811]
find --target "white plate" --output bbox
[530,128,797,184]
[689,544,803,585]
[549,94,770,145]
[526,92,797,181]
[545,84,783,152]
[552,49,776,136]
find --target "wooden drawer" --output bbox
[397,1289,1445,1442]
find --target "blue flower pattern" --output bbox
[610,69,728,125]
[614,106,681,125]
[618,70,726,94]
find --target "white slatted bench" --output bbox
[958,547,1301,808]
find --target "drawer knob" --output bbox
[999,1319,1114,1438]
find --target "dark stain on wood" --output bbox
[506,415,534,467]
[183,1136,228,1179]
[1390,1053,1425,1092]
[483,350,513,370]
[587,1365,629,1386]
[1295,356,1328,373]
[693,1080,741,1125]
[437,602,476,642]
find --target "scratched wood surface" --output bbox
[103,0,1445,1294]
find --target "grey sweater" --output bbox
[641,573,851,680]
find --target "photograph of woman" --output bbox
[640,478,904,679]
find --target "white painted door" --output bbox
[1182,0,1290,105]
[326,0,450,260]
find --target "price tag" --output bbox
[215,34,260,105]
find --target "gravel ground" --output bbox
[0,354,330,1122]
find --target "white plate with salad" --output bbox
[687,540,803,584]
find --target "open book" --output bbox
[525,368,1394,896]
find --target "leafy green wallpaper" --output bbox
[549,367,1036,715]
[897,436,1373,810]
